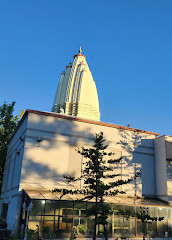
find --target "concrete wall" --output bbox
[0,116,28,231]
[0,110,158,231]
[19,112,157,198]
[154,136,172,202]
[154,136,168,201]
[165,136,172,200]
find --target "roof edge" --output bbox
[157,134,172,139]
[26,109,159,136]
[8,109,159,144]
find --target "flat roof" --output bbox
[9,109,159,142]
[24,188,168,206]
[156,135,172,139]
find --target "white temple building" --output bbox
[1,49,172,239]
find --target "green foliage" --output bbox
[53,132,140,239]
[117,209,164,222]
[117,209,164,239]
[0,102,18,190]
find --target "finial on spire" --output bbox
[79,46,82,54]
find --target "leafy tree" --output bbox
[53,132,141,239]
[0,102,18,190]
[117,208,164,240]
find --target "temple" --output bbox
[1,49,172,239]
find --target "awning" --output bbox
[23,188,169,207]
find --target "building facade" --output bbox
[1,50,172,239]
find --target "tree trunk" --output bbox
[103,224,108,240]
[143,221,146,240]
[57,195,63,234]
[93,172,98,240]
[93,197,98,240]
[93,218,97,240]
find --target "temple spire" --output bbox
[52,49,100,121]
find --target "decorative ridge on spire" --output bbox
[66,62,72,68]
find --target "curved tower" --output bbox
[52,48,100,121]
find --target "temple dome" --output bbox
[52,48,100,121]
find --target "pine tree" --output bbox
[53,132,140,239]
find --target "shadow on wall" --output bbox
[116,128,156,198]
[19,113,156,199]
[21,158,64,182]
[20,113,94,191]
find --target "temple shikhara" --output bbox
[52,47,100,121]
[1,48,172,239]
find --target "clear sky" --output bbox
[0,0,172,136]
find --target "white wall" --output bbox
[19,112,157,198]
[0,110,159,232]
[154,136,168,201]
[0,116,28,231]
[165,136,172,199]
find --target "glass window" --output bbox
[54,201,61,215]
[136,206,156,218]
[87,217,94,237]
[73,209,79,216]
[87,202,94,211]
[168,208,172,219]
[73,201,86,216]
[112,204,124,211]
[81,209,86,216]
[60,200,73,209]
[80,218,86,225]
[45,200,56,216]
[113,217,123,237]
[97,224,104,237]
[29,216,42,221]
[62,216,73,223]
[59,219,73,233]
[54,217,63,232]
[112,204,124,216]
[168,220,172,237]
[59,201,73,217]
[147,221,156,238]
[28,221,40,231]
[30,200,44,216]
[137,220,144,237]
[124,205,135,213]
[107,217,112,236]
[74,201,86,210]
[158,207,167,219]
[44,216,55,221]
[124,218,136,237]
[73,218,79,226]
[62,209,73,216]
[157,219,168,237]
[148,207,155,218]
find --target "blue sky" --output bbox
[0,0,172,136]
